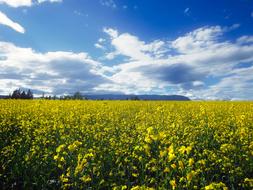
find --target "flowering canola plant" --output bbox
[0,100,253,189]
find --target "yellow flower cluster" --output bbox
[0,100,252,189]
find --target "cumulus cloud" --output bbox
[103,27,166,61]
[0,41,109,95]
[94,26,253,99]
[0,11,25,33]
[197,66,253,100]
[1,24,253,99]
[171,26,223,54]
[0,0,62,7]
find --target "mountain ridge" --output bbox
[83,94,190,100]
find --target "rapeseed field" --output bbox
[0,100,252,189]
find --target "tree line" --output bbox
[2,89,85,100]
[1,89,141,100]
[10,89,33,99]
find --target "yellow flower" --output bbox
[56,144,65,153]
[60,174,68,183]
[170,179,176,190]
[53,155,59,161]
[168,144,174,154]
[186,146,192,154]
[80,175,91,183]
[144,136,152,144]
[188,158,194,167]
[163,167,170,173]
[168,152,176,161]
[160,150,167,157]
[171,163,177,169]
[204,182,228,190]
[68,144,76,152]
[130,186,140,190]
[179,145,187,154]
[186,170,197,182]
[147,127,154,134]
[178,160,184,170]
[60,156,65,162]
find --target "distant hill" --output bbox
[0,94,190,100]
[84,94,190,101]
[0,95,9,99]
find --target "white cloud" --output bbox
[197,66,253,100]
[104,52,118,60]
[100,0,116,8]
[103,27,166,61]
[0,0,32,7]
[95,43,105,49]
[0,0,62,7]
[193,81,204,87]
[96,26,253,99]
[98,38,106,43]
[0,0,63,34]
[237,35,253,44]
[227,23,240,31]
[0,11,25,33]
[103,27,118,38]
[37,0,62,4]
[171,26,223,54]
[0,41,109,95]
[1,24,253,99]
[95,38,106,50]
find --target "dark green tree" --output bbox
[27,89,33,99]
[11,89,21,99]
[73,92,83,100]
[11,89,33,99]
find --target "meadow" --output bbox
[0,100,252,189]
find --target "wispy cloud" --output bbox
[100,0,116,9]
[73,10,86,17]
[0,11,25,33]
[0,0,63,34]
[94,38,106,50]
[184,7,190,16]
[0,0,62,7]
[95,43,105,50]
[37,0,62,3]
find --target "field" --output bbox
[0,100,253,189]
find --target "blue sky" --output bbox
[0,0,253,100]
